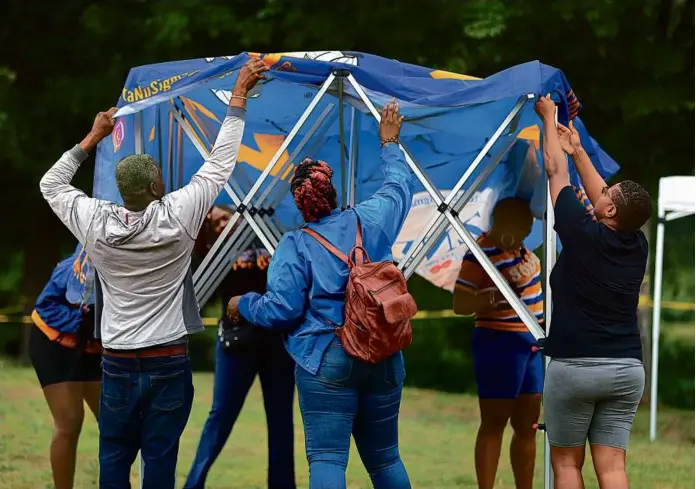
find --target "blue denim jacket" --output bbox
[238,144,414,375]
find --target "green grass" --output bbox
[0,360,693,489]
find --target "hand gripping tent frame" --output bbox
[649,175,695,442]
[97,52,622,489]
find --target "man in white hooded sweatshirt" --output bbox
[40,57,268,489]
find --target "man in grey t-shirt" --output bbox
[40,58,268,489]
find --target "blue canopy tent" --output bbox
[97,51,618,305]
[97,51,620,489]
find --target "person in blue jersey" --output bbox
[227,101,413,489]
[536,96,651,489]
[30,244,101,489]
[184,206,296,489]
[453,198,544,489]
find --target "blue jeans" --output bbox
[99,353,194,489]
[184,338,296,489]
[295,336,411,489]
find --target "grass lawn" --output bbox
[0,359,692,489]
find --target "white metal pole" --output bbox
[192,73,337,284]
[542,178,556,489]
[398,95,531,277]
[347,107,359,208]
[192,102,336,300]
[348,74,543,338]
[133,111,145,489]
[649,210,666,441]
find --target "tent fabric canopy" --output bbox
[658,176,696,213]
[95,51,621,290]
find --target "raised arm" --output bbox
[535,95,571,207]
[557,120,606,206]
[355,101,414,243]
[165,58,269,238]
[40,109,116,243]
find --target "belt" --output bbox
[103,345,187,359]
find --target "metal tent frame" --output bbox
[649,175,696,442]
[131,68,558,489]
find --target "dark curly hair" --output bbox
[615,180,652,231]
[290,158,338,223]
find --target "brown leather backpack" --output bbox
[301,217,417,364]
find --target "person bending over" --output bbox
[227,101,413,489]
[453,198,543,489]
[39,58,268,489]
[535,95,651,489]
[184,206,296,489]
[30,245,101,489]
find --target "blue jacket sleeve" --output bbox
[34,257,83,332]
[355,143,414,244]
[237,233,309,330]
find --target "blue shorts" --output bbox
[472,327,543,399]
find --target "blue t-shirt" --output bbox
[546,186,647,360]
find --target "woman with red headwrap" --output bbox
[228,101,413,489]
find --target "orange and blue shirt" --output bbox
[31,245,100,352]
[454,235,544,333]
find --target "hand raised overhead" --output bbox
[379,99,404,144]
[233,58,269,97]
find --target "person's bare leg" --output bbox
[509,394,541,489]
[591,445,628,489]
[82,381,101,420]
[550,445,586,489]
[42,382,86,489]
[475,399,515,489]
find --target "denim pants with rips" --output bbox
[294,336,411,489]
[98,353,194,489]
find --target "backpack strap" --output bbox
[352,213,365,265]
[301,228,350,264]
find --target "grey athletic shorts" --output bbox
[543,357,645,450]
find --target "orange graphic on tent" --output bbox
[239,134,293,179]
[429,70,481,81]
[517,125,540,148]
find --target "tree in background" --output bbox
[0,0,692,310]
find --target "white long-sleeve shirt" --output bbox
[40,106,246,350]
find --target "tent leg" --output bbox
[542,175,556,489]
[338,76,347,208]
[169,106,279,254]
[192,73,337,284]
[650,212,666,441]
[220,158,283,248]
[191,103,337,302]
[255,104,336,212]
[346,74,542,338]
[395,94,532,277]
[196,172,291,305]
[401,129,521,279]
[347,107,359,207]
[131,112,146,489]
[199,226,258,306]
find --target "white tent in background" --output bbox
[650,175,696,441]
